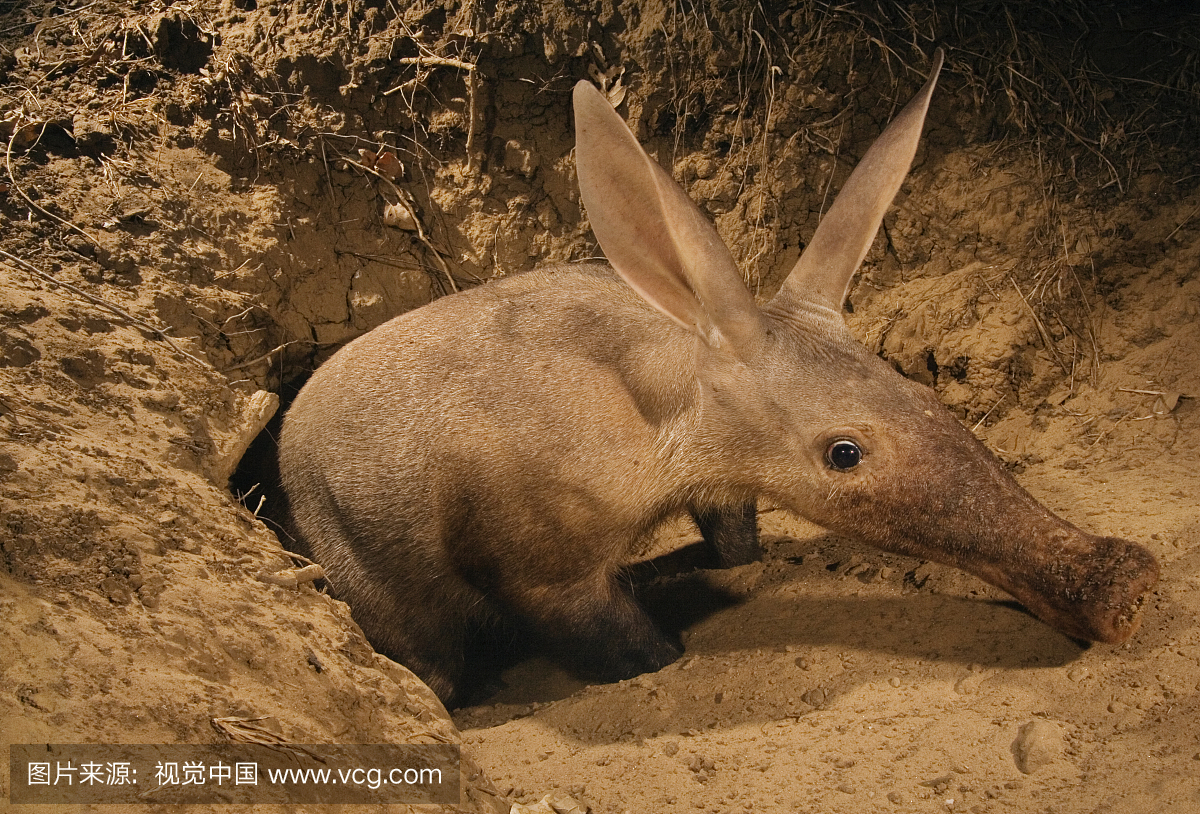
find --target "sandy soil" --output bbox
[2,2,1198,813]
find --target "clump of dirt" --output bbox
[3,1,1199,813]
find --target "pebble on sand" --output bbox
[1011,719,1065,774]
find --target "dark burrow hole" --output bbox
[925,349,939,382]
[229,376,305,555]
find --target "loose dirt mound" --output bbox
[2,2,1198,813]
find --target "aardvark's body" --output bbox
[280,52,1158,705]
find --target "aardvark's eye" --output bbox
[826,439,863,471]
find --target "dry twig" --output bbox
[1,249,208,368]
[5,121,103,249]
[382,37,479,172]
[211,717,323,761]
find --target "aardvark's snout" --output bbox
[1013,534,1158,643]
[968,532,1159,644]
[833,431,1162,645]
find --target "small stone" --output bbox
[1011,720,1065,774]
[887,791,909,804]
[837,782,856,794]
[920,774,954,791]
[99,575,133,604]
[1067,666,1089,682]
[547,795,587,814]
[889,676,902,687]
[503,139,534,176]
[64,233,96,258]
[800,687,828,707]
[663,741,679,757]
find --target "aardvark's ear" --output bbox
[772,48,943,315]
[573,80,766,356]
